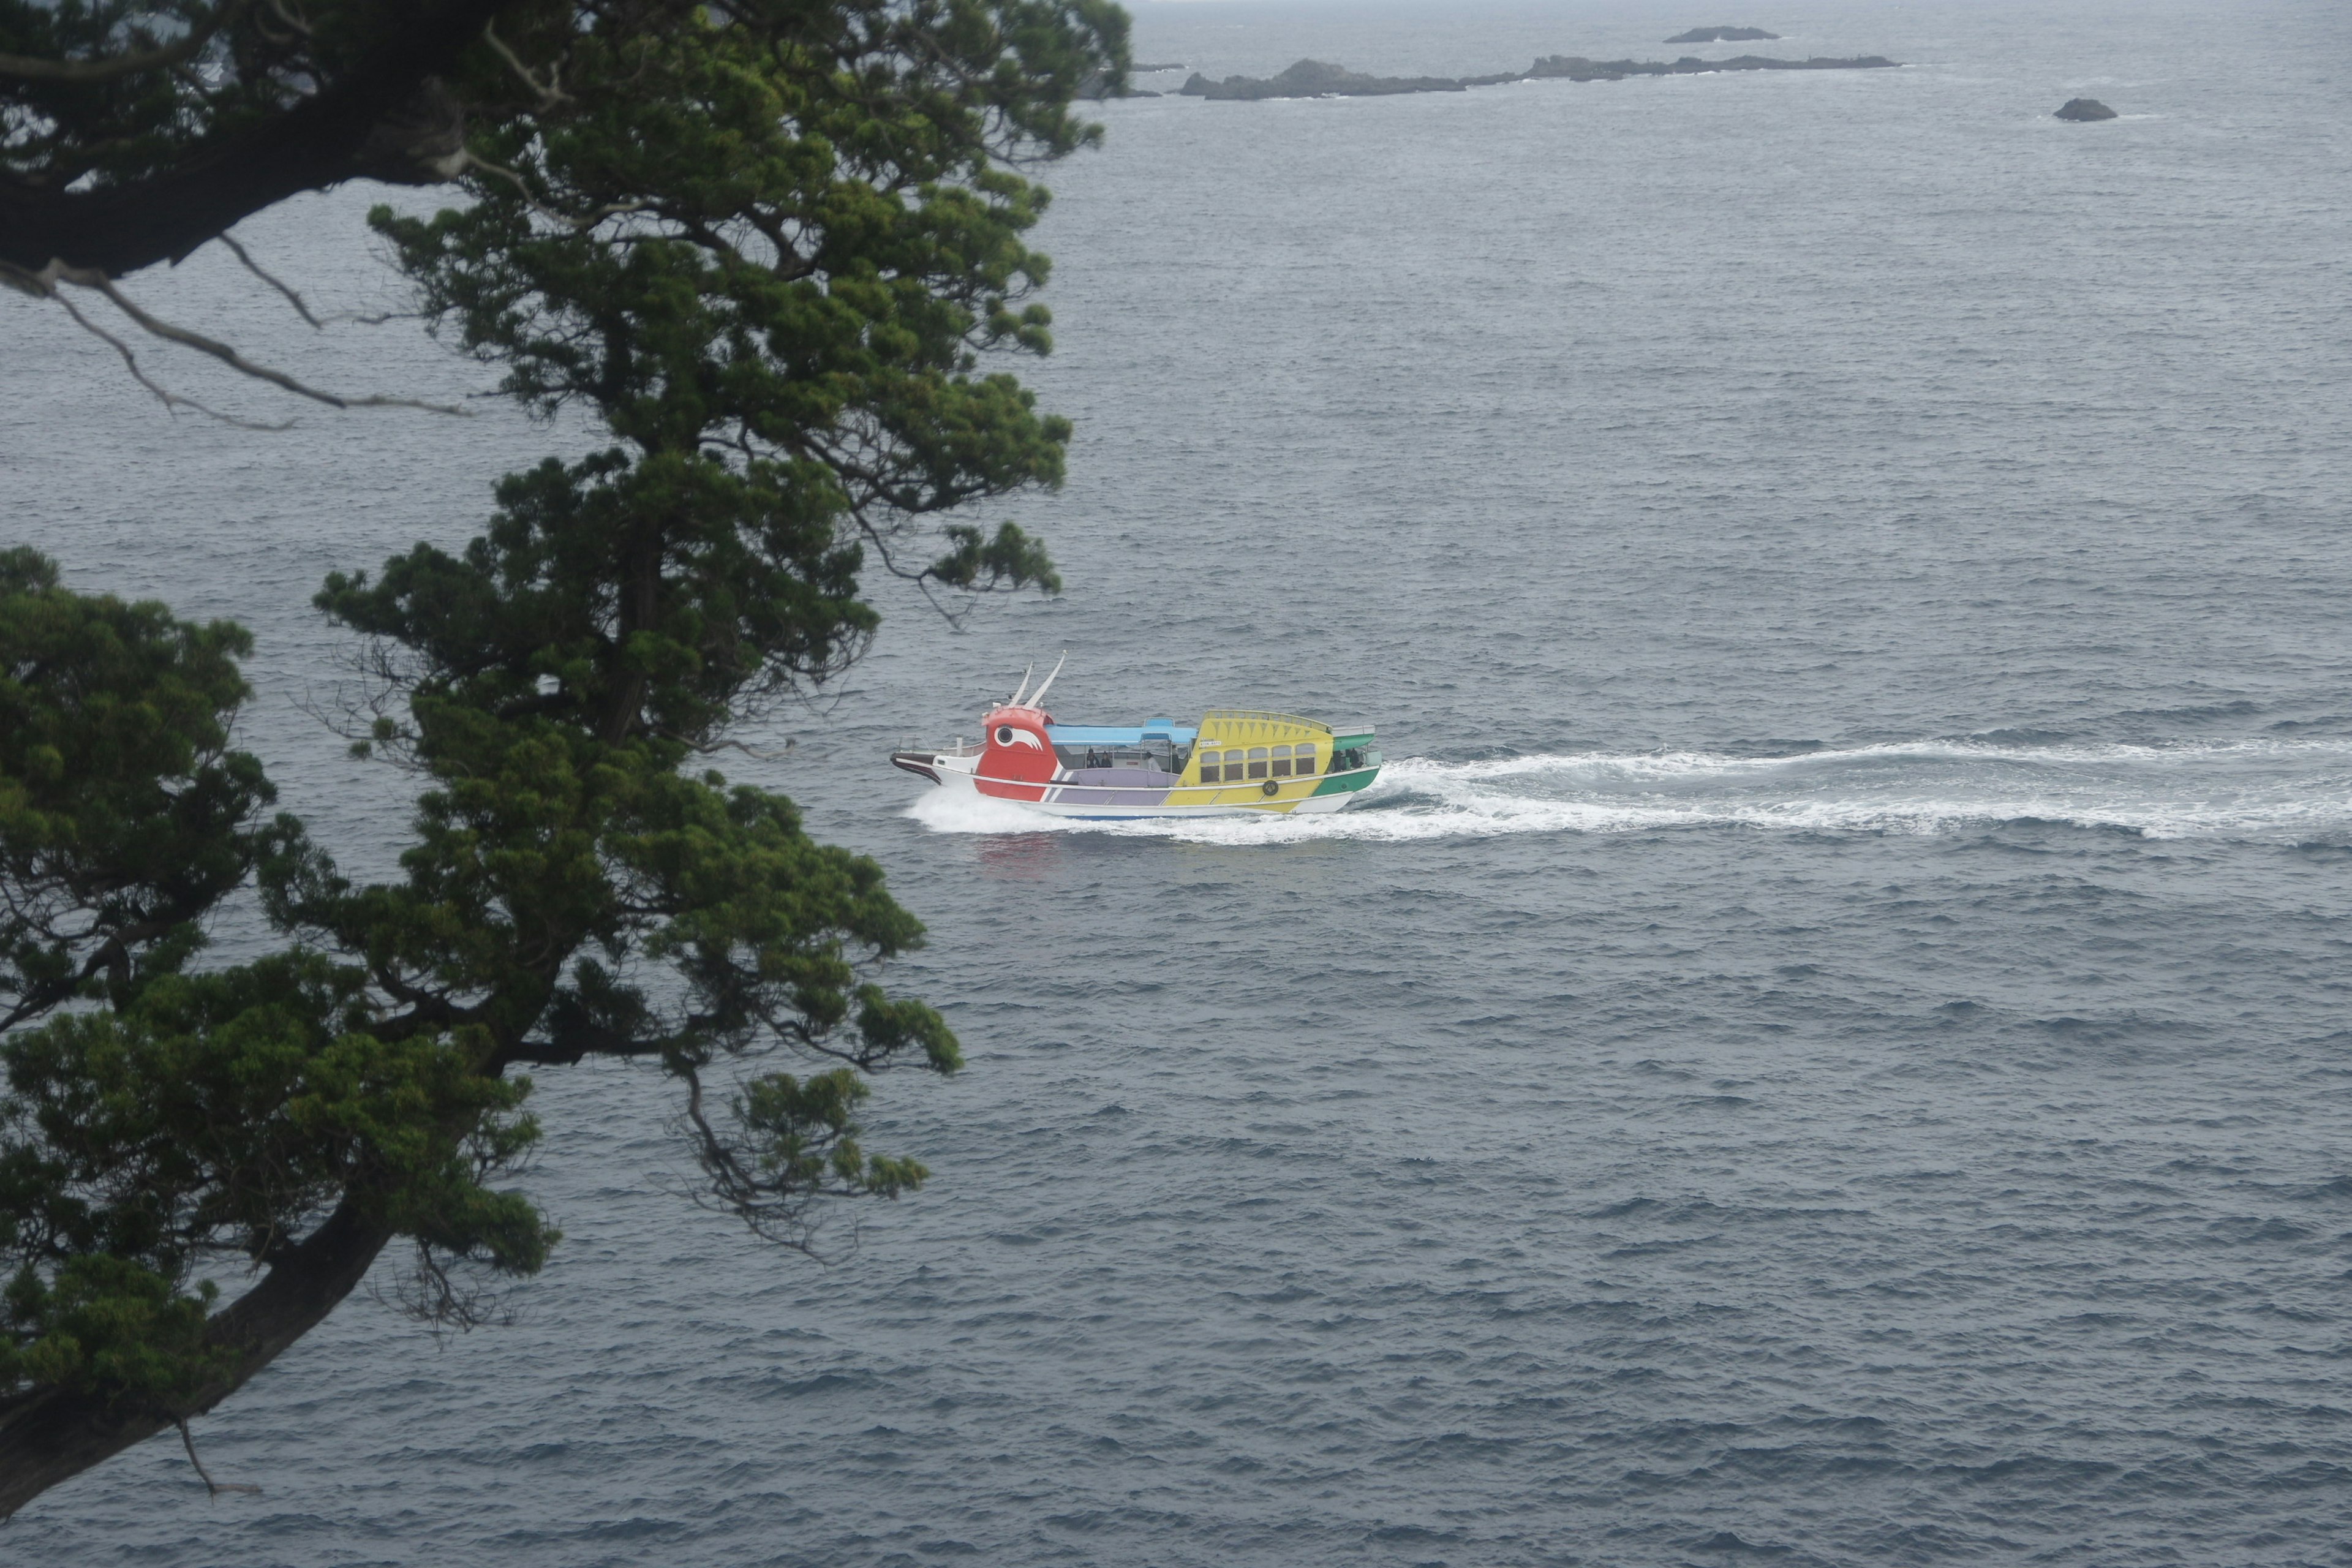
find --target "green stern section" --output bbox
[1313,734,1382,797]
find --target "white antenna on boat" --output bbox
[1027,650,1067,710]
[1006,663,1035,706]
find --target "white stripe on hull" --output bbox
[901,748,1373,820]
[995,797,1313,820]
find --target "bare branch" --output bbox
[47,284,295,431]
[262,0,312,39]
[216,233,323,329]
[371,1242,519,1336]
[2,258,53,298]
[913,573,979,630]
[14,256,471,417]
[449,148,647,232]
[78,266,470,413]
[175,1419,260,1498]
[673,1062,832,1258]
[481,20,568,110]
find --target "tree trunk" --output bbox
[0,1201,394,1518]
[600,519,667,745]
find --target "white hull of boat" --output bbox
[900,750,1371,821]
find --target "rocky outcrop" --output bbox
[1180,59,1464,99]
[1076,62,1188,99]
[1665,26,1780,43]
[1470,53,1897,85]
[2054,97,2118,121]
[1184,51,1899,99]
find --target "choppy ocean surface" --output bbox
[7,0,2352,1562]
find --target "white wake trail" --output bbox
[903,737,2352,846]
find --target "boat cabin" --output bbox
[1045,722,1197,776]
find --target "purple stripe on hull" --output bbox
[1042,767,1178,809]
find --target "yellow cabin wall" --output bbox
[1164,710,1332,810]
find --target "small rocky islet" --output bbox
[1178,52,1899,102]
[1179,59,1463,99]
[2054,97,2119,121]
[1082,62,1186,99]
[1665,26,1781,43]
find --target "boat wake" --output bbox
[904,735,2352,846]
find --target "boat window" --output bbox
[1247,746,1269,780]
[1271,744,1292,777]
[1197,750,1219,782]
[1297,745,1318,775]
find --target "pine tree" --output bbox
[0,0,1126,1510]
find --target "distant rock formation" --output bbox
[1182,52,1899,100]
[1180,59,1464,100]
[2054,97,2118,121]
[1504,53,1895,83]
[1665,26,1781,43]
[1075,62,1189,100]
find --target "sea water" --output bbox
[6,0,2351,1561]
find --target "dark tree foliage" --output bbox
[0,549,292,1035]
[1,0,1126,1515]
[2,0,508,277]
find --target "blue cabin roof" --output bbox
[1046,720,1196,746]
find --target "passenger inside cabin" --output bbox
[1071,740,1184,774]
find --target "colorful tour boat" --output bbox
[891,658,1383,820]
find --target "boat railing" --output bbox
[1196,709,1336,736]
